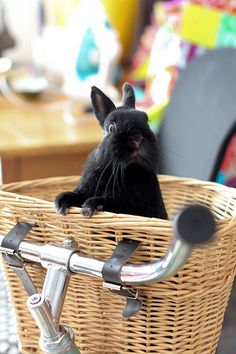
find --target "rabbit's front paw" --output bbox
[82,197,103,217]
[55,192,76,215]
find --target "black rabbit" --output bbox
[55,83,168,219]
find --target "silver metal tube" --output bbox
[69,236,192,285]
[27,294,80,354]
[0,234,192,285]
[0,205,215,286]
[27,294,60,338]
[42,267,70,321]
[40,244,76,269]
[38,326,79,354]
[121,238,191,284]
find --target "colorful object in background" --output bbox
[146,100,168,131]
[51,0,80,25]
[132,56,150,83]
[102,0,141,63]
[129,0,236,131]
[131,24,158,83]
[48,0,140,63]
[180,3,222,47]
[131,0,184,130]
[178,41,206,67]
[192,0,236,13]
[217,13,236,46]
[180,2,236,48]
[75,27,99,81]
[142,22,181,130]
[216,133,236,187]
[33,0,122,103]
[62,0,122,102]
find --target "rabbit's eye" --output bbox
[108,122,116,134]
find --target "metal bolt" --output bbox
[62,237,78,249]
[30,294,42,305]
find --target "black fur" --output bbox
[55,83,168,219]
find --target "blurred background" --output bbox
[0,0,236,353]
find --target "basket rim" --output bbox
[0,175,235,224]
[0,174,236,199]
[1,174,236,195]
[0,175,236,213]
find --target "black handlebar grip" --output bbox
[174,205,216,245]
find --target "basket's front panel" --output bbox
[65,276,126,354]
[2,263,233,354]
[1,176,236,354]
[63,277,233,353]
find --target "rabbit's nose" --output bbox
[128,134,143,149]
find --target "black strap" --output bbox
[2,222,37,295]
[102,239,142,318]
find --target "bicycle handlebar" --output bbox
[0,205,216,285]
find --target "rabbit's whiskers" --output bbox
[104,158,118,198]
[112,162,121,199]
[93,159,112,197]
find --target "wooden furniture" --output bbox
[0,95,102,183]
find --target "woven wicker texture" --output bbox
[1,175,236,354]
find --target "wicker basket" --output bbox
[1,175,236,354]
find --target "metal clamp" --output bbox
[1,222,37,295]
[102,239,142,318]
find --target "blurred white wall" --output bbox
[2,0,39,61]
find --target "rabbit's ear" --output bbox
[91,86,116,127]
[122,82,135,108]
